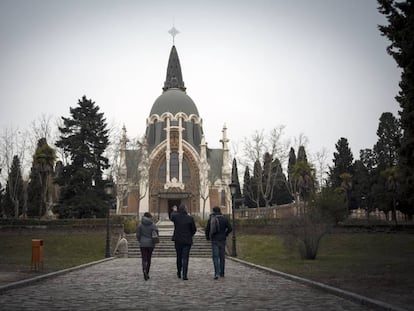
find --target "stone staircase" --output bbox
[126,220,211,258]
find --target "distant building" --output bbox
[116,44,231,218]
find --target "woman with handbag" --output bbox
[136,212,159,280]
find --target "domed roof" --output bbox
[150,88,199,116]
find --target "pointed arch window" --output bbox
[170,152,179,180]
[182,157,190,182]
[158,152,191,183]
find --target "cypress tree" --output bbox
[0,184,3,218]
[4,155,24,218]
[251,160,264,207]
[262,152,274,206]
[272,158,293,205]
[231,158,242,208]
[242,166,255,208]
[297,145,308,163]
[287,147,297,195]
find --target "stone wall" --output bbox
[234,204,296,219]
[349,207,407,221]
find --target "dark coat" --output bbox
[136,216,158,248]
[205,212,232,241]
[171,211,196,245]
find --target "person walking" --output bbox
[170,204,196,280]
[205,206,232,279]
[136,212,159,281]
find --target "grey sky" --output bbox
[0,0,400,165]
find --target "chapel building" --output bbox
[116,44,232,218]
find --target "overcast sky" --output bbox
[0,0,400,167]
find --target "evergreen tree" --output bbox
[27,167,41,218]
[340,172,353,210]
[358,148,377,212]
[381,166,400,224]
[55,96,110,218]
[352,158,373,212]
[287,147,297,195]
[0,170,4,217]
[251,159,265,207]
[370,112,402,218]
[261,152,275,207]
[297,145,308,162]
[312,187,347,224]
[27,138,56,217]
[271,158,293,205]
[242,166,255,208]
[373,112,401,170]
[4,155,24,218]
[329,137,354,189]
[231,158,242,208]
[378,0,414,213]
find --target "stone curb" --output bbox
[228,257,409,311]
[0,257,115,294]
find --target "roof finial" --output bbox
[168,26,179,45]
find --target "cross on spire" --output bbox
[168,26,179,45]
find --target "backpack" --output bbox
[209,214,220,239]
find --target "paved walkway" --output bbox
[0,257,378,311]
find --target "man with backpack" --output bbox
[205,206,233,279]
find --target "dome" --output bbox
[150,88,199,117]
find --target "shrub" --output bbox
[122,217,138,234]
[284,206,332,260]
[311,187,348,224]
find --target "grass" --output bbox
[0,233,105,273]
[237,233,414,310]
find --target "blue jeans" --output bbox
[175,243,192,277]
[211,240,226,276]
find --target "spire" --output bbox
[163,45,186,92]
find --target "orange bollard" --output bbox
[31,239,44,271]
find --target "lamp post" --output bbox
[229,182,237,257]
[104,182,114,258]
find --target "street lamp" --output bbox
[229,182,238,257]
[104,182,114,258]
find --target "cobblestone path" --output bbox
[0,257,375,311]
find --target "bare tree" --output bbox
[268,126,290,165]
[241,130,265,169]
[312,147,329,191]
[0,127,28,183]
[54,117,70,166]
[293,133,309,153]
[116,131,149,217]
[241,126,290,169]
[241,126,290,207]
[135,138,149,217]
[105,121,123,180]
[199,159,210,220]
[30,114,54,147]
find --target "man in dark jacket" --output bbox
[205,206,232,279]
[170,204,196,280]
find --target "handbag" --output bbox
[152,229,160,244]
